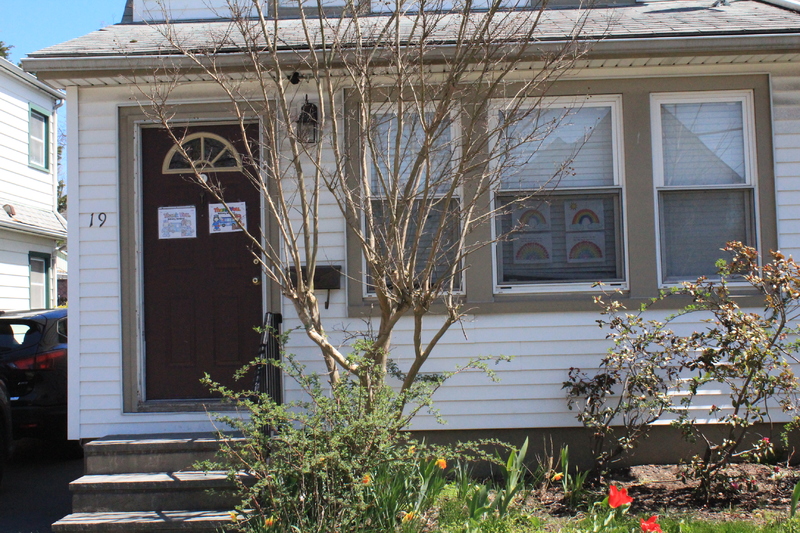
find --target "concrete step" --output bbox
[51,510,241,532]
[83,433,243,475]
[70,471,248,513]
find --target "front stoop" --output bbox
[53,433,247,533]
[52,510,238,532]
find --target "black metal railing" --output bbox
[254,312,282,404]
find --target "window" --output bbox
[365,111,461,293]
[493,96,625,292]
[652,91,756,284]
[29,105,50,170]
[29,254,49,309]
[162,132,243,174]
[345,76,775,315]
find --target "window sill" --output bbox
[347,287,766,317]
[28,163,49,172]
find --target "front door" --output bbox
[141,124,262,401]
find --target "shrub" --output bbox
[566,243,800,497]
[201,341,511,532]
[564,292,688,476]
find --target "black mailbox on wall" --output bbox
[288,265,342,308]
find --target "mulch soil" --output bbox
[533,464,800,524]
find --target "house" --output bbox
[19,0,800,451]
[0,58,65,312]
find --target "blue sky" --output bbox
[1,0,126,64]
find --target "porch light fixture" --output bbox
[296,97,319,144]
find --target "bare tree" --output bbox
[134,0,598,405]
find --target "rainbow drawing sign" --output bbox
[512,204,551,232]
[512,234,553,264]
[566,232,605,263]
[565,199,604,232]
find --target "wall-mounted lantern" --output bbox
[296,96,319,144]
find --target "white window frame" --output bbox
[650,90,758,287]
[490,95,628,294]
[361,106,464,298]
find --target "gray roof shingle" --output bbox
[0,200,67,239]
[25,0,800,59]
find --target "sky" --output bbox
[1,0,126,64]
[1,0,127,185]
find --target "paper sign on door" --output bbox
[209,202,247,234]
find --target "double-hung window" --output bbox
[652,91,757,284]
[366,110,461,293]
[29,105,50,171]
[493,96,625,292]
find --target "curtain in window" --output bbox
[500,106,613,190]
[660,101,745,186]
[660,190,752,282]
[370,112,453,196]
[30,112,47,168]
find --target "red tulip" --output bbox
[640,515,662,532]
[608,485,633,508]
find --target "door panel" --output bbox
[141,124,262,400]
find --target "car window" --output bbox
[56,318,67,342]
[0,321,43,352]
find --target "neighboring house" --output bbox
[0,58,65,312]
[20,0,800,446]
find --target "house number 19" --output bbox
[89,213,107,227]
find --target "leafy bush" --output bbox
[672,243,800,498]
[202,341,512,532]
[566,243,800,498]
[564,292,688,476]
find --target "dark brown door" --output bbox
[141,124,262,400]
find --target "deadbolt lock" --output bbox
[252,277,261,285]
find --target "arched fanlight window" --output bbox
[162,132,244,174]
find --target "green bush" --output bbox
[201,342,513,532]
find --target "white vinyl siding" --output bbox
[773,74,800,258]
[133,0,266,21]
[0,69,58,210]
[0,233,55,311]
[66,66,800,439]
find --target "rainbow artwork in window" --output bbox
[565,199,604,232]
[566,232,605,263]
[512,204,550,232]
[512,234,553,264]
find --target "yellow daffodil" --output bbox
[552,472,564,481]
[435,458,447,470]
[264,516,277,527]
[401,511,416,523]
[362,473,372,485]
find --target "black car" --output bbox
[0,379,10,483]
[0,308,68,443]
